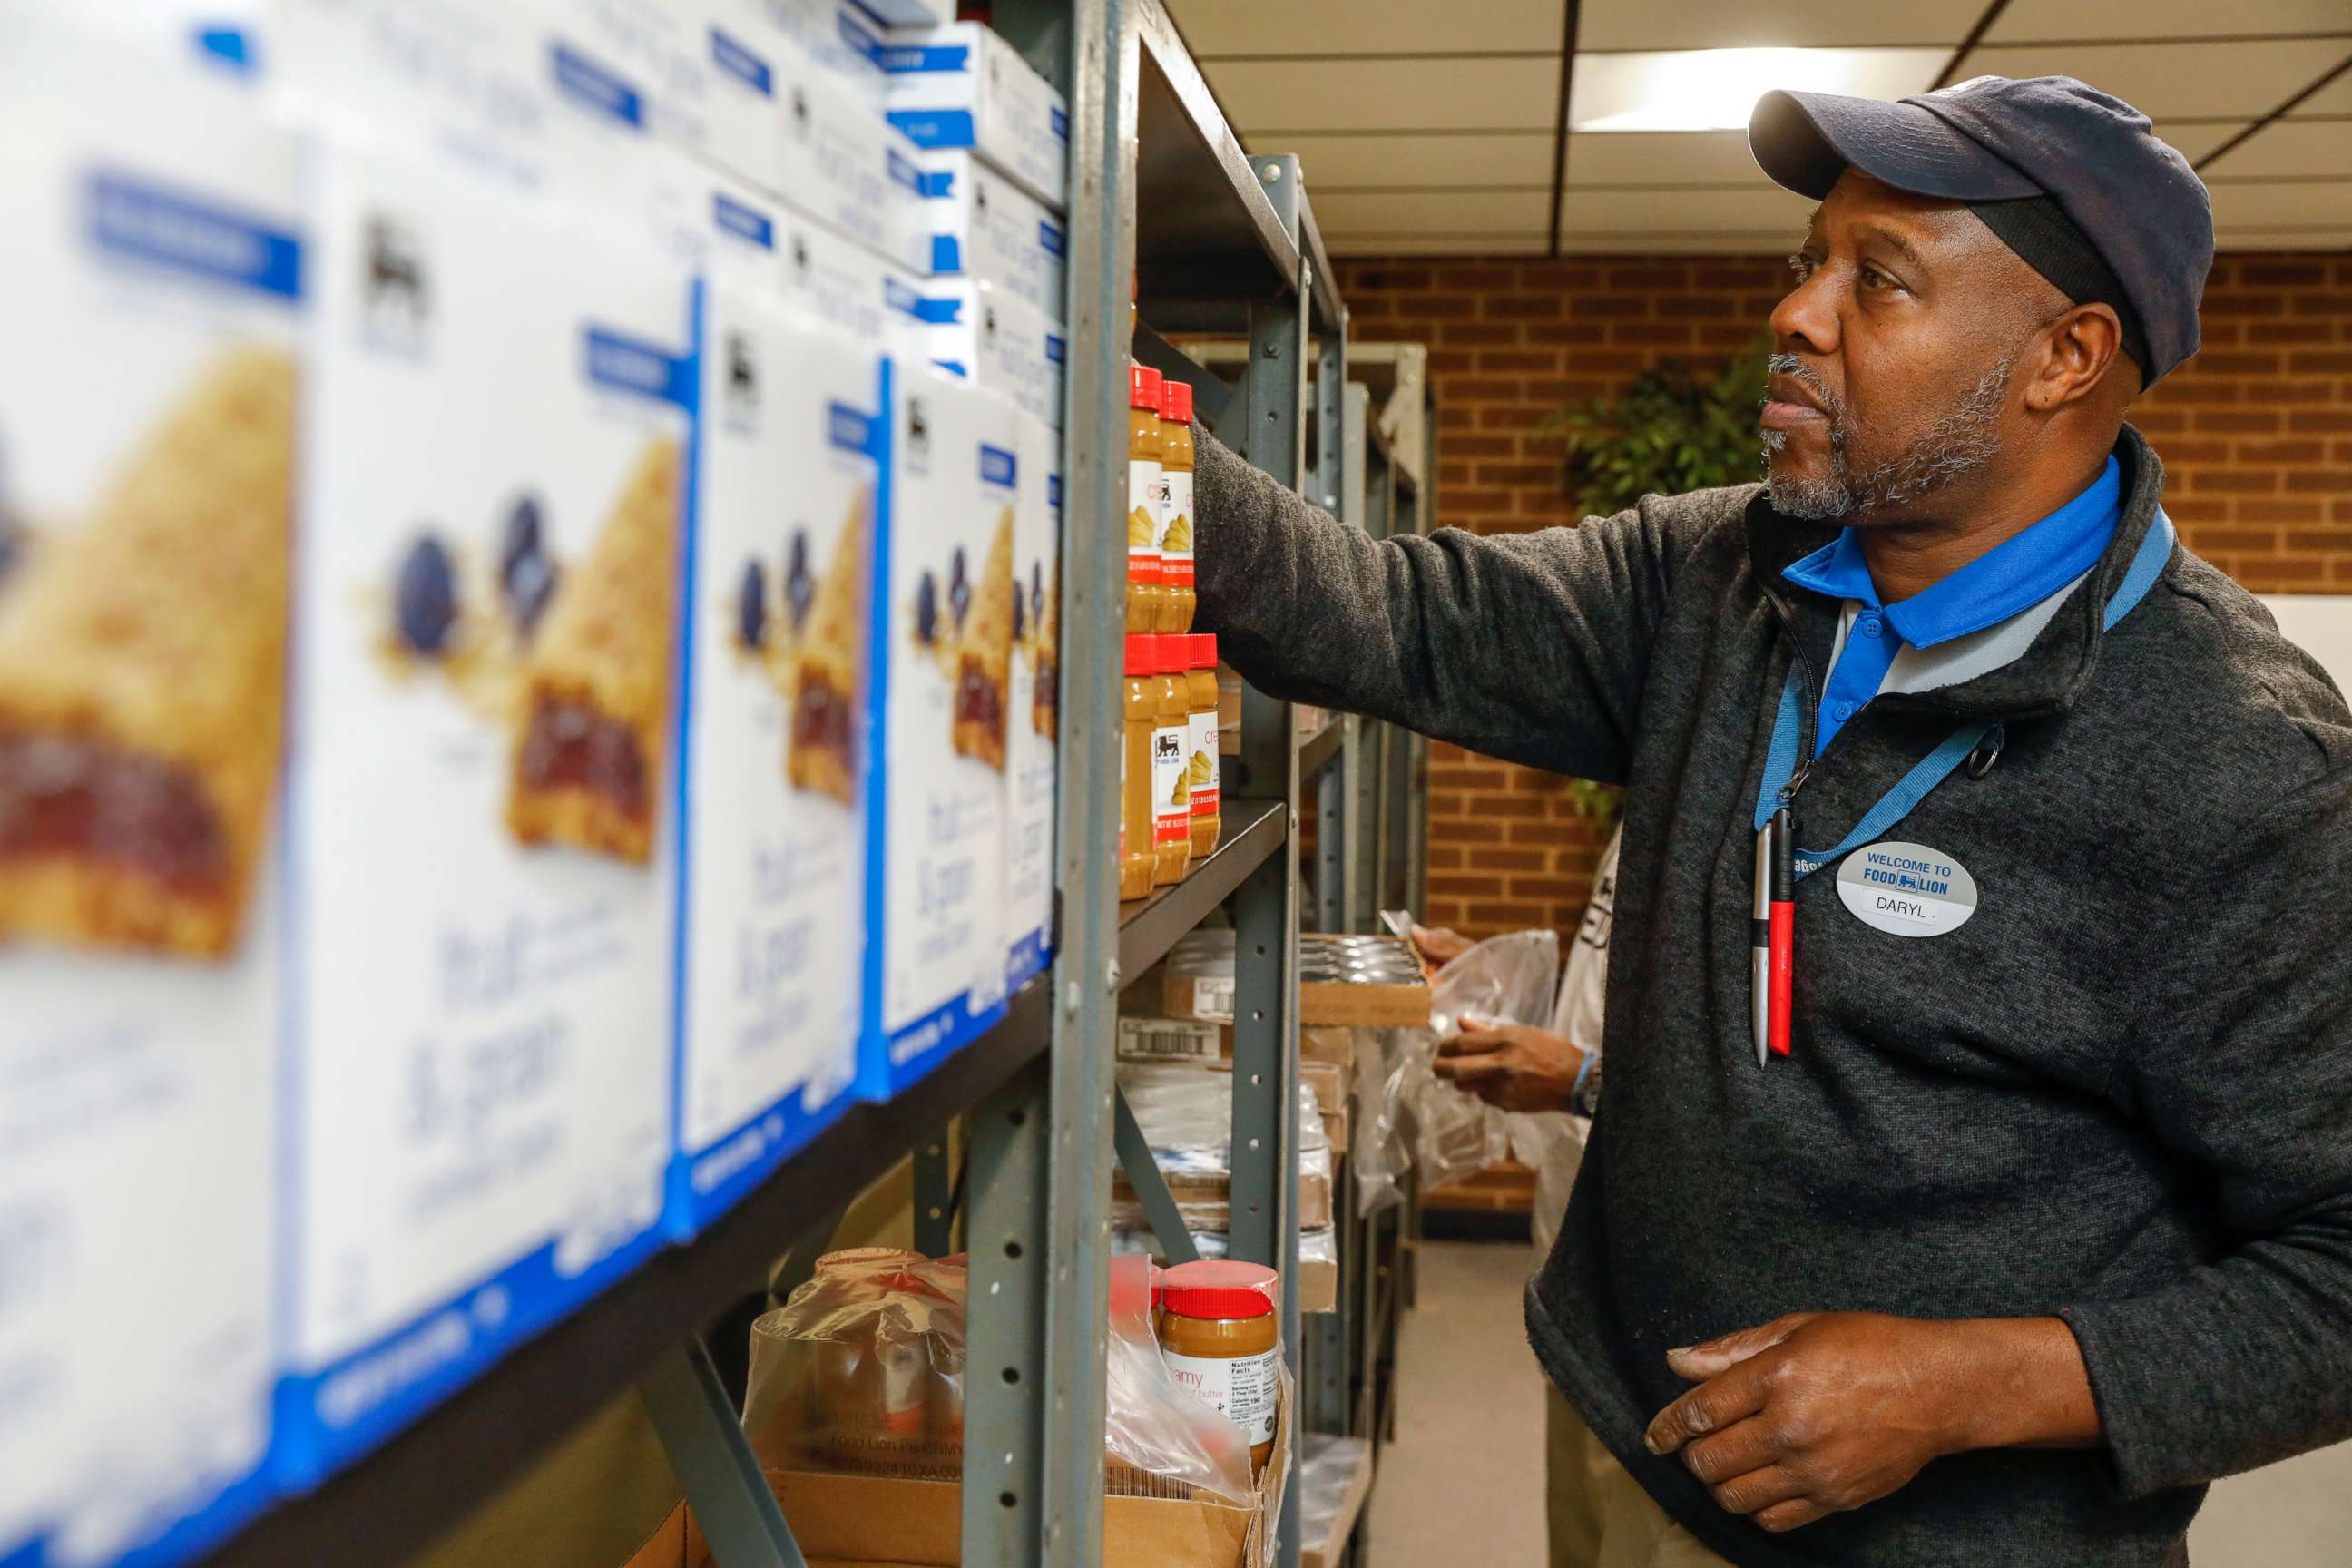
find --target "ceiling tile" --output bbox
[1257,132,1558,189]
[1313,189,1553,234]
[2206,178,2352,229]
[2203,119,2352,178]
[1950,40,2318,121]
[1170,0,1565,57]
[1565,130,1759,186]
[1576,0,1982,51]
[1560,184,1812,238]
[1201,55,1562,133]
[1326,234,1553,257]
[2286,60,2352,116]
[1569,48,1947,132]
[1987,0,2352,42]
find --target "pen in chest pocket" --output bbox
[1769,806,1795,1058]
[1750,817,1772,1067]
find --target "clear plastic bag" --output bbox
[1410,930,1559,1191]
[1351,1025,1417,1217]
[742,1248,1259,1507]
[1103,1254,1258,1504]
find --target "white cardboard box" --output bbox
[749,0,889,109]
[863,369,1015,1095]
[673,282,880,1236]
[1004,411,1062,991]
[0,16,293,1563]
[776,209,933,362]
[917,149,1067,321]
[283,143,688,1485]
[271,0,564,193]
[774,36,934,275]
[924,279,1067,430]
[538,0,792,198]
[882,22,1069,212]
[634,141,793,290]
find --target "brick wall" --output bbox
[1337,250,2352,945]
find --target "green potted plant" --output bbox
[1544,331,1774,820]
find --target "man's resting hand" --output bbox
[1643,1312,2102,1534]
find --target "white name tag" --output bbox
[1836,840,1978,937]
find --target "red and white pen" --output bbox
[1768,806,1795,1058]
[1750,818,1773,1067]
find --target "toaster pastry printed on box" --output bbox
[672,281,877,1236]
[0,14,298,1564]
[280,143,689,1480]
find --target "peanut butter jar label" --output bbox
[1165,1346,1279,1445]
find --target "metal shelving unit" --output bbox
[193,4,1386,1566]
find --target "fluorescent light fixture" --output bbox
[1571,47,1948,133]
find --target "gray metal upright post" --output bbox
[967,1,1137,1563]
[1229,153,1308,1568]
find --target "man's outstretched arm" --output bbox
[1193,430,1716,783]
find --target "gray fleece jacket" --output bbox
[1193,425,2352,1567]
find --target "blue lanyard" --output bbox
[1752,510,2176,879]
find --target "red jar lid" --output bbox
[1129,362,1163,411]
[1161,378,1194,425]
[1159,1259,1278,1320]
[1189,632,1218,669]
[1124,633,1156,677]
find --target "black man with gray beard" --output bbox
[1191,75,2352,1568]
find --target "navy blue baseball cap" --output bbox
[1749,75,2215,386]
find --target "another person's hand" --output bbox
[1642,1312,2099,1534]
[1434,1020,1585,1113]
[1407,922,1474,972]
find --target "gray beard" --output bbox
[1762,349,2016,522]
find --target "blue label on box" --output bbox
[878,42,972,74]
[709,26,772,95]
[1048,473,1063,512]
[887,148,924,194]
[981,444,1016,487]
[87,171,302,299]
[1007,928,1049,990]
[1045,334,1066,365]
[712,191,776,250]
[930,234,963,274]
[1039,219,1066,258]
[666,1081,854,1239]
[829,400,879,456]
[1052,105,1069,140]
[887,108,976,150]
[193,24,259,74]
[0,1461,275,1568]
[273,1230,662,1485]
[918,167,956,200]
[583,324,696,407]
[552,42,644,128]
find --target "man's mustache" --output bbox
[1766,353,1845,423]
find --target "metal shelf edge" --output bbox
[1136,0,1298,287]
[1116,796,1287,982]
[200,982,1054,1568]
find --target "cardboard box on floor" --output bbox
[621,1396,1289,1568]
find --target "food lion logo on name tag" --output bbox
[1836,841,1978,937]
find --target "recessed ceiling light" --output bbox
[1571,47,1948,133]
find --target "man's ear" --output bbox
[2024,303,2128,414]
